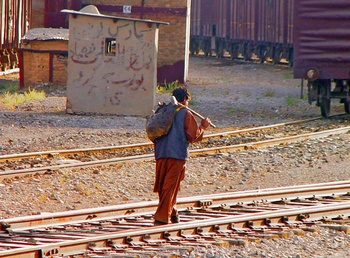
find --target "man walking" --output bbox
[153,86,211,225]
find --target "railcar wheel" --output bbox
[319,81,331,117]
[257,47,266,63]
[272,48,281,64]
[202,39,211,57]
[230,49,239,60]
[243,44,252,61]
[344,101,350,114]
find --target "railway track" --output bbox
[0,123,350,179]
[0,116,337,163]
[0,182,350,257]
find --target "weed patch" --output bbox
[263,89,276,97]
[1,88,46,109]
[156,80,180,93]
[285,96,299,106]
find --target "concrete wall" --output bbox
[65,6,160,116]
[21,40,68,87]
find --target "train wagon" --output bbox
[190,0,216,56]
[293,0,350,117]
[190,0,294,65]
[256,0,294,65]
[0,0,31,71]
[226,0,257,61]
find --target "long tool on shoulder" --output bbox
[171,96,216,128]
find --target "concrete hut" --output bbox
[62,5,168,116]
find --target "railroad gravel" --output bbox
[1,57,350,257]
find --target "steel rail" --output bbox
[0,116,326,163]
[1,126,349,179]
[2,180,350,232]
[1,201,350,258]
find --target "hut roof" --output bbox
[22,28,69,41]
[61,5,169,26]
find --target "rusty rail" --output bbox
[0,116,327,163]
[2,180,350,231]
[0,183,350,257]
[0,126,349,179]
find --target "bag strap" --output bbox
[174,106,183,113]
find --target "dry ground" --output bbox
[0,57,350,257]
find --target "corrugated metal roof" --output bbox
[22,28,69,41]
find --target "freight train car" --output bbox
[293,0,350,117]
[190,0,294,65]
[0,0,31,71]
[190,0,216,57]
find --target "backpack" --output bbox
[146,102,182,142]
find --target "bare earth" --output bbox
[0,57,350,257]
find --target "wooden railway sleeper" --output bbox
[280,216,305,228]
[89,221,112,227]
[213,224,243,235]
[216,229,237,237]
[106,239,129,250]
[319,224,350,233]
[264,219,290,231]
[142,234,167,246]
[198,232,220,240]
[179,230,202,241]
[193,209,242,216]
[284,221,306,228]
[115,221,153,227]
[125,237,147,247]
[87,242,112,253]
[211,204,229,211]
[164,237,185,243]
[246,220,271,231]
[246,223,270,233]
[229,226,255,235]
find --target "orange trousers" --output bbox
[153,158,186,223]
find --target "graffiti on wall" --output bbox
[69,19,155,107]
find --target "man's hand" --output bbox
[200,118,211,129]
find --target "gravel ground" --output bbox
[0,57,350,257]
